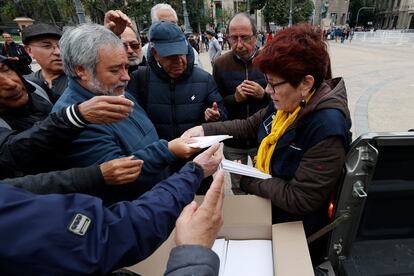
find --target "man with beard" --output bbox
[120,26,145,74]
[22,24,67,102]
[53,24,199,204]
[0,54,143,192]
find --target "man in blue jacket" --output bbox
[0,145,223,275]
[53,24,199,203]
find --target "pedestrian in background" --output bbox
[1,32,32,75]
[206,29,221,64]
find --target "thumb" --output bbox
[212,102,218,111]
[179,201,198,219]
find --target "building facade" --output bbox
[203,0,264,31]
[313,0,350,28]
[375,0,414,29]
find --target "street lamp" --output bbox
[182,0,193,34]
[73,0,86,24]
[288,0,293,27]
[210,1,214,27]
[355,7,375,27]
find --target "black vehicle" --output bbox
[314,132,414,275]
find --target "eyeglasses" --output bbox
[30,43,60,51]
[264,74,288,93]
[123,42,141,50]
[228,34,255,44]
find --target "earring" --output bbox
[299,97,306,107]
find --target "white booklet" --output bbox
[220,159,272,179]
[188,135,233,148]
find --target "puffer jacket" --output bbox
[127,43,227,141]
[203,77,352,234]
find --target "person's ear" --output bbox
[300,75,314,97]
[74,64,91,82]
[24,45,34,58]
[151,47,160,61]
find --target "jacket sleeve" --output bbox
[66,124,176,185]
[240,137,346,215]
[202,107,267,141]
[206,73,228,121]
[0,162,203,275]
[2,165,104,195]
[212,61,238,110]
[0,105,87,172]
[164,245,220,276]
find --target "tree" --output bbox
[263,0,313,27]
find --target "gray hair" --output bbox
[60,23,124,78]
[151,3,178,23]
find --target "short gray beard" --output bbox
[129,53,143,66]
[89,78,128,96]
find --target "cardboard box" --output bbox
[126,195,314,276]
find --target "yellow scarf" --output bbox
[255,91,315,173]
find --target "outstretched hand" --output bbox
[175,170,225,248]
[193,143,222,178]
[78,95,134,124]
[100,156,143,185]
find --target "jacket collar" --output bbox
[232,47,259,65]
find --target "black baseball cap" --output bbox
[22,23,62,44]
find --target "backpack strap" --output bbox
[135,66,150,111]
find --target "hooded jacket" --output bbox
[212,50,269,149]
[127,43,227,141]
[203,78,352,234]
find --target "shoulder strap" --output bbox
[0,117,12,130]
[136,66,150,111]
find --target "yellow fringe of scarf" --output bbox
[255,90,315,173]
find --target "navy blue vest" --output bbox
[257,103,351,234]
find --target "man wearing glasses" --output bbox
[23,23,67,102]
[120,26,145,74]
[212,13,269,194]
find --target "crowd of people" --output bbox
[0,2,352,275]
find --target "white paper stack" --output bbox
[188,135,233,148]
[220,159,272,179]
[212,239,228,276]
[212,239,274,276]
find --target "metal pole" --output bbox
[73,0,86,24]
[288,0,293,27]
[356,7,375,27]
[182,0,193,34]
